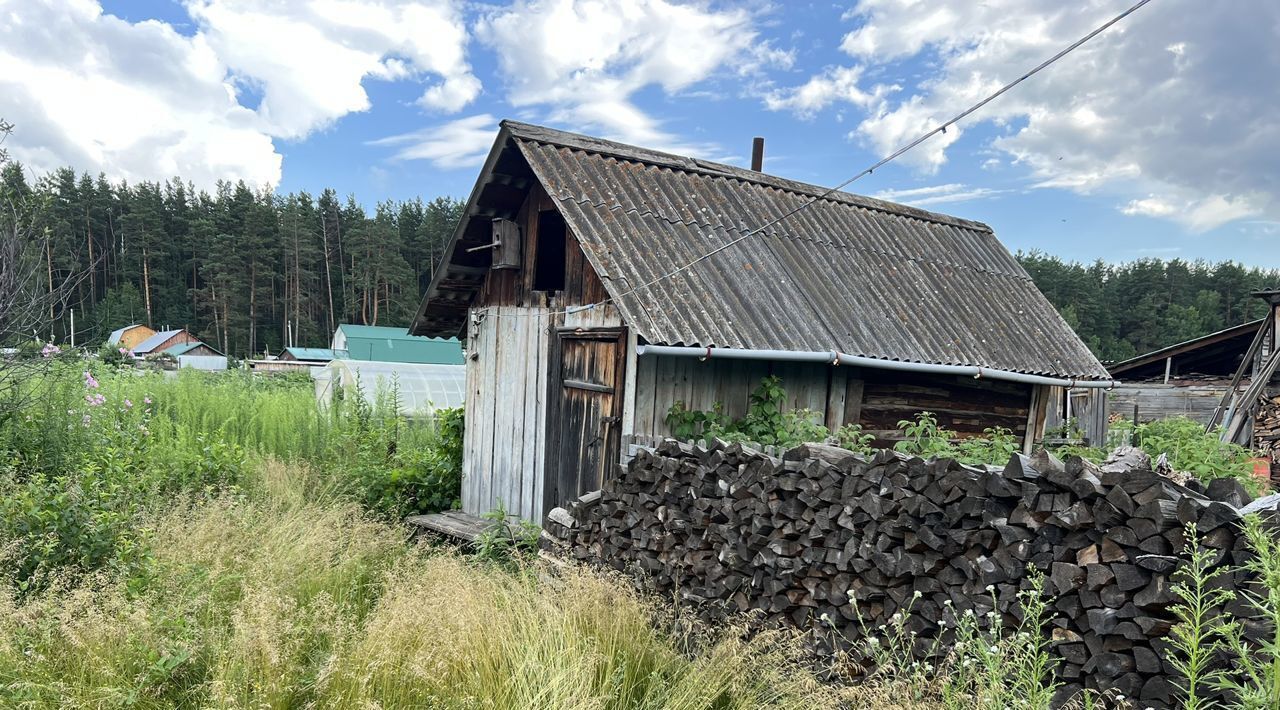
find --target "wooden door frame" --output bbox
[542,327,627,516]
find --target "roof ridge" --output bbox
[501,119,994,234]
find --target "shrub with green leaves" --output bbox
[1134,416,1257,491]
[344,402,464,520]
[0,362,465,591]
[665,376,828,448]
[894,412,1020,466]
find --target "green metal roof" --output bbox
[284,347,337,362]
[164,341,222,356]
[335,324,463,365]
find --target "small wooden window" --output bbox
[534,209,566,292]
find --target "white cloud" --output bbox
[0,0,281,186]
[873,183,1007,207]
[0,0,478,188]
[769,0,1280,231]
[763,66,892,118]
[1123,193,1262,233]
[475,0,777,154]
[369,113,497,168]
[187,0,479,136]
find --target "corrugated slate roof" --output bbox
[414,121,1108,380]
[133,329,184,354]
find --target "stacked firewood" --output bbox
[1254,395,1280,475]
[542,439,1280,709]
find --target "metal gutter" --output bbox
[634,344,1118,389]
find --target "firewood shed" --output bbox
[409,120,1113,525]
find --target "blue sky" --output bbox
[4,0,1278,267]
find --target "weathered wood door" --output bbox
[549,329,625,512]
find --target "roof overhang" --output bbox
[409,125,536,338]
[1107,319,1265,377]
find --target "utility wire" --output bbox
[485,0,1156,320]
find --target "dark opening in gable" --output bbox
[534,209,567,292]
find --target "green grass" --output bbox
[0,459,833,709]
[0,363,832,709]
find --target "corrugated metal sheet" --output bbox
[284,347,337,362]
[512,133,1109,380]
[334,324,465,365]
[133,329,186,354]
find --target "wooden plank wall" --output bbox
[1106,384,1236,426]
[631,355,1031,445]
[461,305,551,524]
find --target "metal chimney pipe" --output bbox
[751,137,764,171]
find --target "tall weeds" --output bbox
[0,461,832,709]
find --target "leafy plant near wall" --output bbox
[893,412,958,459]
[894,412,1020,467]
[665,376,827,448]
[1133,416,1257,491]
[666,381,1019,464]
[474,501,542,567]
[835,423,876,455]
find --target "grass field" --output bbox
[0,364,836,709]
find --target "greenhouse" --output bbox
[312,359,466,416]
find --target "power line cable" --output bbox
[481,0,1156,321]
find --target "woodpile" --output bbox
[1254,395,1280,478]
[542,439,1280,709]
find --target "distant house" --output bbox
[279,347,337,363]
[106,324,157,351]
[162,341,227,371]
[330,324,463,365]
[132,329,200,356]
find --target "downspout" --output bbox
[634,345,1117,389]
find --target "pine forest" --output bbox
[4,161,1278,362]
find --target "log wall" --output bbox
[544,441,1280,708]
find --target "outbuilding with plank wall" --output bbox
[410,120,1112,524]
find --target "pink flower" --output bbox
[144,396,152,405]
[124,399,133,409]
[83,371,99,389]
[41,342,61,358]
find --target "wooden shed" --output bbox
[410,121,1112,524]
